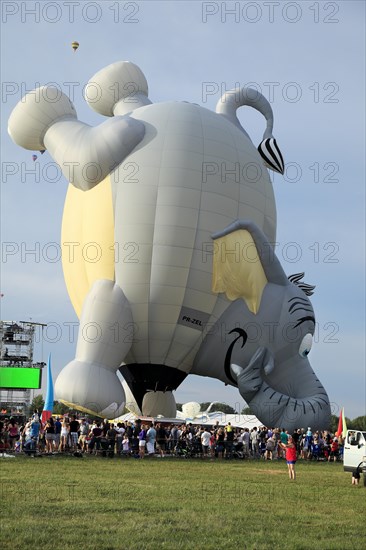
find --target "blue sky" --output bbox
[1,1,365,419]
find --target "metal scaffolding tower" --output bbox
[0,321,46,416]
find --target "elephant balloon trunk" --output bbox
[232,356,331,431]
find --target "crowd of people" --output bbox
[0,412,344,462]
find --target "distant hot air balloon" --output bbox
[71,41,79,52]
[40,150,46,155]
[32,154,37,161]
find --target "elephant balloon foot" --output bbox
[55,279,133,417]
[141,391,177,417]
[55,360,126,418]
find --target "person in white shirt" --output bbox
[242,428,250,457]
[250,427,259,457]
[146,424,157,456]
[115,423,125,453]
[201,428,212,458]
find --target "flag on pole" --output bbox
[41,354,54,423]
[335,407,347,438]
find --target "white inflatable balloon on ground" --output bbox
[182,402,201,419]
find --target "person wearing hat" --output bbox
[304,427,313,460]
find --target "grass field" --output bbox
[1,455,365,550]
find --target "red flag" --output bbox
[41,410,52,423]
[335,408,343,437]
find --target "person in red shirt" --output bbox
[279,435,297,480]
[328,438,339,462]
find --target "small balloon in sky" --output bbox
[40,150,46,154]
[32,154,37,161]
[71,41,79,52]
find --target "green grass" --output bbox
[1,456,365,550]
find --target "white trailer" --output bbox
[343,430,366,486]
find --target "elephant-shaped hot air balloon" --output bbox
[8,60,330,429]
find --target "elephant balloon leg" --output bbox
[55,279,133,418]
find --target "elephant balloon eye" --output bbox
[299,333,313,358]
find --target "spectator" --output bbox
[225,422,234,457]
[146,423,157,456]
[201,428,211,458]
[328,438,339,462]
[352,469,360,486]
[106,423,118,454]
[138,424,147,459]
[54,417,62,451]
[69,415,80,452]
[304,428,313,460]
[44,417,55,454]
[78,419,89,452]
[242,428,250,458]
[60,418,69,452]
[102,419,110,437]
[125,422,134,445]
[30,417,40,440]
[265,433,276,460]
[7,418,19,450]
[156,423,167,457]
[89,422,103,453]
[291,429,301,457]
[21,419,31,450]
[280,428,288,444]
[216,428,225,459]
[311,435,322,461]
[250,427,259,458]
[279,435,297,480]
[209,431,216,457]
[115,423,125,454]
[170,424,179,453]
[121,433,130,456]
[24,416,41,455]
[272,429,280,459]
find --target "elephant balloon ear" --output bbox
[211,220,289,313]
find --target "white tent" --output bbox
[113,411,261,429]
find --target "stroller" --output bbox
[174,440,192,458]
[99,437,115,458]
[232,441,245,459]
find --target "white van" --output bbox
[343,430,366,486]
